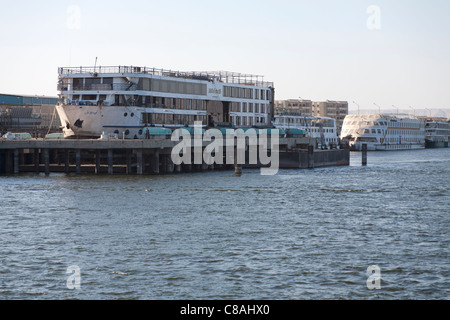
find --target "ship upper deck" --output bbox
[344,113,422,122]
[59,66,274,88]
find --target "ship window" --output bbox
[82,95,97,100]
[85,78,101,86]
[102,78,113,85]
[73,78,83,89]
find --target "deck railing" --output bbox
[59,66,274,88]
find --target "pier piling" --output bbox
[64,149,70,174]
[13,149,19,174]
[308,145,315,169]
[234,145,242,176]
[151,150,159,174]
[108,149,114,175]
[362,144,368,166]
[44,148,50,175]
[34,148,39,173]
[95,149,101,174]
[5,150,12,173]
[76,149,81,174]
[126,150,132,174]
[137,149,143,175]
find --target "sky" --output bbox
[1,0,449,116]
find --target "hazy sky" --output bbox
[1,0,449,115]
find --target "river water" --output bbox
[0,148,448,300]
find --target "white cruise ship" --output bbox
[423,117,450,148]
[56,66,274,138]
[340,114,425,151]
[273,114,338,148]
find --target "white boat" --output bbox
[56,66,275,138]
[340,114,425,151]
[1,132,32,140]
[423,117,450,148]
[273,114,338,148]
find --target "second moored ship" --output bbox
[340,114,426,151]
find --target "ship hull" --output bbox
[425,139,449,148]
[56,104,149,139]
[350,142,425,151]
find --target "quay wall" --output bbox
[0,137,349,175]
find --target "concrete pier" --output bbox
[0,136,349,175]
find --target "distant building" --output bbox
[274,98,348,134]
[0,93,60,134]
[312,100,348,134]
[274,99,313,116]
[0,93,58,106]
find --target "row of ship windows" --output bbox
[276,126,335,134]
[230,102,270,113]
[306,128,335,133]
[61,78,272,100]
[142,114,208,125]
[231,116,267,126]
[140,114,270,126]
[385,137,423,142]
[345,120,418,128]
[425,129,450,135]
[69,95,270,114]
[274,120,336,128]
[343,129,422,135]
[223,86,271,101]
[387,130,421,135]
[63,78,208,96]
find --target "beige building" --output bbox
[312,100,348,133]
[274,99,313,116]
[275,98,348,134]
